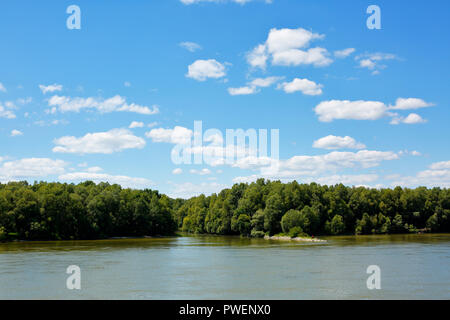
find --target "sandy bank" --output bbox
[264,235,327,243]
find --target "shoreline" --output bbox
[264,235,327,243]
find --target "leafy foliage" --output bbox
[176,179,450,236]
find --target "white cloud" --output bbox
[390,113,427,125]
[249,76,283,87]
[53,129,146,154]
[10,129,23,137]
[179,41,202,52]
[39,84,63,94]
[58,172,153,189]
[228,86,258,96]
[231,149,399,179]
[430,161,450,170]
[167,181,226,199]
[186,59,226,81]
[0,83,6,92]
[247,27,332,69]
[0,104,16,119]
[146,126,193,145]
[47,95,159,115]
[272,47,332,67]
[228,76,283,96]
[402,113,427,124]
[315,98,432,124]
[0,158,67,182]
[334,48,355,58]
[190,168,212,175]
[389,98,434,110]
[355,52,397,74]
[313,135,366,150]
[314,100,388,122]
[277,78,323,95]
[124,81,131,87]
[129,121,144,128]
[388,161,450,188]
[172,168,183,175]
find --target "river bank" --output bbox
[264,235,327,242]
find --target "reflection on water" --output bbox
[0,234,449,299]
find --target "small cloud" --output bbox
[190,168,212,175]
[334,48,355,58]
[124,81,131,87]
[390,113,427,125]
[0,83,6,92]
[172,168,183,175]
[186,59,226,81]
[277,78,323,95]
[39,84,63,94]
[11,129,23,137]
[129,121,144,128]
[179,41,202,52]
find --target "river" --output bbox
[0,234,449,299]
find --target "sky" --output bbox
[0,0,449,198]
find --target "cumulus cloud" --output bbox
[315,98,433,123]
[47,95,159,115]
[53,129,146,154]
[190,168,212,175]
[390,113,427,125]
[58,172,153,189]
[389,98,434,110]
[167,181,226,199]
[313,135,366,150]
[334,48,355,58]
[0,158,67,182]
[228,76,283,95]
[228,86,258,96]
[146,126,193,145]
[172,168,183,175]
[232,148,398,187]
[277,78,323,95]
[0,83,6,92]
[179,41,202,52]
[355,52,397,74]
[0,104,16,119]
[10,129,23,137]
[314,100,389,122]
[129,121,144,128]
[387,161,450,188]
[39,84,63,94]
[186,59,226,81]
[247,27,332,69]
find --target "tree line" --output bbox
[175,179,450,237]
[0,181,179,241]
[1,179,449,241]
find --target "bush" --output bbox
[288,226,307,238]
[250,229,265,238]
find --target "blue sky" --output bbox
[0,0,449,198]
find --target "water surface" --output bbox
[0,234,449,299]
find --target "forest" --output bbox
[0,179,449,241]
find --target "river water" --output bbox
[0,234,449,299]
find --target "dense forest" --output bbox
[175,179,450,238]
[0,181,179,241]
[0,179,449,241]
